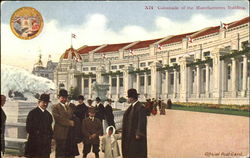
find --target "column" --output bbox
[165,70,169,98]
[231,58,237,97]
[144,72,148,97]
[123,65,133,96]
[109,75,112,98]
[116,75,120,98]
[179,56,192,102]
[136,73,140,93]
[242,55,248,96]
[88,76,92,98]
[211,47,227,104]
[196,65,201,98]
[150,62,161,99]
[173,69,177,98]
[81,76,85,94]
[205,64,210,98]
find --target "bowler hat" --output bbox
[39,94,51,102]
[96,97,101,102]
[58,89,68,97]
[78,95,84,100]
[106,98,114,102]
[127,88,140,98]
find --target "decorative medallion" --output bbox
[10,7,43,40]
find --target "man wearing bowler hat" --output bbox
[52,89,79,158]
[25,93,53,158]
[122,88,147,158]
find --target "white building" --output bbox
[54,17,250,105]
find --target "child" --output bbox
[101,126,121,158]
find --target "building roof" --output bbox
[60,16,249,57]
[96,42,132,53]
[125,38,163,50]
[60,47,82,60]
[78,45,100,54]
[160,32,196,45]
[228,16,249,29]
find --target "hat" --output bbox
[58,89,68,97]
[38,94,51,102]
[106,98,114,102]
[96,97,101,102]
[127,88,140,98]
[78,95,84,100]
[88,107,96,113]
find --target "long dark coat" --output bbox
[82,117,102,144]
[74,103,88,122]
[122,101,147,158]
[105,104,116,128]
[25,107,53,157]
[1,107,7,154]
[95,103,105,121]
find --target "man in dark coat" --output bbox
[74,95,88,123]
[122,88,147,158]
[95,97,105,122]
[25,94,53,158]
[52,89,79,158]
[82,107,102,158]
[95,97,105,135]
[104,99,116,128]
[1,95,7,157]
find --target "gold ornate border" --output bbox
[10,7,44,40]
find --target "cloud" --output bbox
[1,11,248,71]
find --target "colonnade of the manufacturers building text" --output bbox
[54,17,250,105]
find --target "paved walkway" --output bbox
[5,110,249,158]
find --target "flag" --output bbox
[157,44,162,50]
[102,53,106,59]
[71,33,76,38]
[188,37,193,43]
[129,49,134,55]
[220,21,229,30]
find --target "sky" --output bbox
[1,1,249,71]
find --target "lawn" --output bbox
[172,104,250,117]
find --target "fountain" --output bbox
[92,81,109,101]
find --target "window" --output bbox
[119,78,123,87]
[227,66,231,80]
[192,71,195,83]
[111,65,117,70]
[119,65,125,69]
[203,69,206,82]
[148,76,151,86]
[140,62,146,67]
[91,67,96,71]
[203,51,210,57]
[84,79,89,87]
[112,78,117,87]
[83,67,89,71]
[92,79,96,83]
[170,74,174,85]
[148,62,153,66]
[140,76,145,86]
[241,41,249,49]
[170,58,176,63]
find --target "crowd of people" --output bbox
[145,98,172,116]
[0,88,148,158]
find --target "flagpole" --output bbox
[71,34,72,48]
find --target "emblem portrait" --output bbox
[10,7,43,40]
